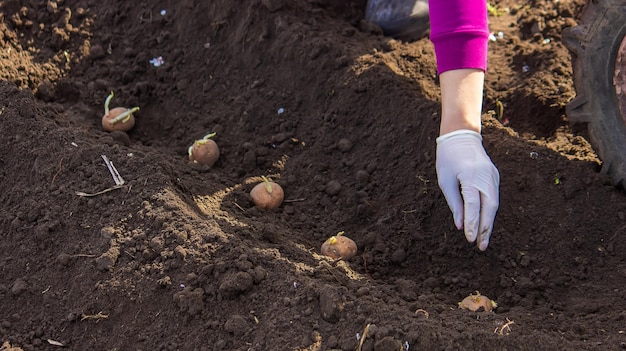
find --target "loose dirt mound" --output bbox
[1,0,625,350]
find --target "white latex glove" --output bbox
[436,129,500,251]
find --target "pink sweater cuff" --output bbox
[428,0,490,74]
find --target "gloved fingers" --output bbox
[477,222,493,251]
[477,205,495,251]
[461,186,480,244]
[477,183,499,251]
[476,165,500,250]
[438,176,465,230]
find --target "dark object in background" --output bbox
[365,0,430,41]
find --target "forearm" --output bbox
[428,0,489,135]
[439,69,484,135]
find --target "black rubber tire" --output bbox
[563,0,626,188]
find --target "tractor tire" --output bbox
[563,0,626,188]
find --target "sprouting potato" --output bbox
[250,176,284,209]
[188,132,220,167]
[320,231,357,260]
[458,291,497,312]
[101,91,139,132]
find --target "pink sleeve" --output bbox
[428,0,489,74]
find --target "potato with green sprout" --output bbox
[188,132,220,167]
[101,91,139,132]
[250,176,283,209]
[321,231,357,260]
[458,291,497,312]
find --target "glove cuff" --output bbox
[436,129,482,144]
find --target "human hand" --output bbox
[435,129,500,251]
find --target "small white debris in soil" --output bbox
[522,65,530,73]
[47,339,65,347]
[498,31,504,39]
[542,38,551,44]
[150,56,165,67]
[530,151,539,159]
[179,283,185,289]
[277,107,285,114]
[356,332,361,341]
[403,341,410,351]
[71,142,78,147]
[489,33,497,42]
[102,155,125,186]
[204,42,211,49]
[293,281,299,289]
[160,9,167,16]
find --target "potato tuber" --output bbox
[320,231,357,260]
[101,91,139,132]
[188,133,220,167]
[250,176,284,209]
[458,291,497,312]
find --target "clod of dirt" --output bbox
[108,131,131,146]
[325,180,342,195]
[224,314,250,336]
[319,284,343,323]
[95,245,120,271]
[337,138,353,152]
[390,248,407,263]
[56,253,72,266]
[375,337,403,350]
[218,271,254,299]
[10,278,27,296]
[173,287,205,315]
[459,291,497,312]
[36,79,55,102]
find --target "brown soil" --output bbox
[1,0,625,350]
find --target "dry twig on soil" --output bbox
[415,308,429,318]
[494,318,515,335]
[356,323,371,351]
[81,311,109,321]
